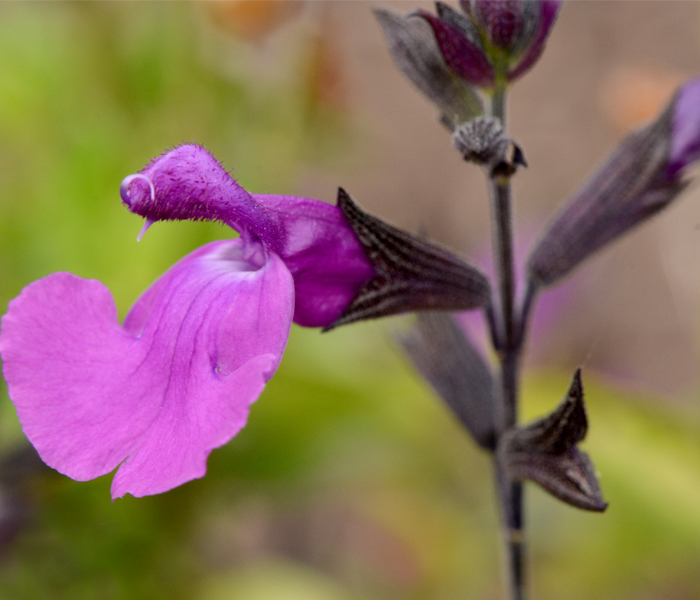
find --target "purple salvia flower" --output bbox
[121,145,375,328]
[0,145,374,499]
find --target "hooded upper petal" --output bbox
[0,239,294,499]
[120,145,375,328]
[120,145,284,250]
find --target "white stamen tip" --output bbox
[137,218,155,242]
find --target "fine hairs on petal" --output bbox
[123,145,286,253]
[120,173,155,207]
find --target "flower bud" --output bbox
[374,8,484,129]
[461,0,531,51]
[413,0,562,87]
[528,78,700,289]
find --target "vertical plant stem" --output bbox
[488,82,525,600]
[491,178,516,351]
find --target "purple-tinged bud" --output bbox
[667,78,700,178]
[462,0,526,50]
[470,0,561,80]
[412,9,495,87]
[528,78,700,289]
[408,1,561,89]
[507,0,562,82]
[435,2,485,52]
[374,8,483,128]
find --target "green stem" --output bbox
[488,83,525,600]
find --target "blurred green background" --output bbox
[1,2,700,599]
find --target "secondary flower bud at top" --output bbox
[414,0,562,87]
[461,0,536,52]
[373,7,484,129]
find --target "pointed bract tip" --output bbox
[336,187,351,207]
[570,367,583,396]
[512,144,527,168]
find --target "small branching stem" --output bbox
[488,83,526,600]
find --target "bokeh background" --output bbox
[1,2,700,599]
